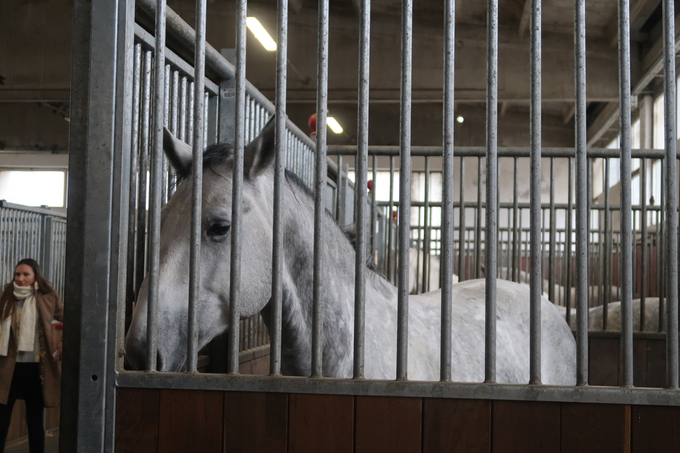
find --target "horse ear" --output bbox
[163,127,193,174]
[244,116,276,179]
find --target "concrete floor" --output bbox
[5,430,59,453]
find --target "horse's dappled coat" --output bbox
[125,118,576,384]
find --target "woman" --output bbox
[0,259,63,453]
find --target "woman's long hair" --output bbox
[0,259,58,320]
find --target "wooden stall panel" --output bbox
[589,336,619,386]
[158,389,224,453]
[423,398,490,453]
[561,403,630,453]
[632,405,680,453]
[355,396,422,453]
[115,388,160,453]
[223,391,288,453]
[492,401,560,453]
[288,394,353,453]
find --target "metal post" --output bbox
[529,0,542,385]
[458,157,466,281]
[575,0,589,386]
[311,0,330,377]
[187,0,207,373]
[441,0,455,381]
[618,0,634,388]
[270,0,289,377]
[397,0,413,380]
[354,0,370,379]
[663,0,679,388]
[228,0,247,374]
[485,0,498,383]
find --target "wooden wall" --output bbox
[113,333,680,453]
[116,388,680,453]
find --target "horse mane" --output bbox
[174,142,234,185]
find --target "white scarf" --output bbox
[0,282,39,356]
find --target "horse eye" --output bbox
[207,222,231,240]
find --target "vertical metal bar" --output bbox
[529,0,542,384]
[458,157,466,281]
[441,0,455,381]
[171,70,179,134]
[422,157,430,292]
[187,81,195,145]
[228,0,247,374]
[270,0,289,376]
[659,164,665,333]
[179,76,187,142]
[618,0,634,387]
[663,0,679,388]
[396,0,413,380]
[549,158,556,303]
[311,0,330,377]
[146,0,167,372]
[186,0,207,373]
[388,156,395,282]
[371,155,378,259]
[135,51,152,298]
[640,95,653,330]
[512,157,519,282]
[575,0,589,385]
[604,158,611,330]
[353,0,370,379]
[484,0,498,383]
[335,155,343,222]
[126,43,142,332]
[475,157,482,278]
[161,63,170,204]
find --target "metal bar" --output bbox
[228,0,247,374]
[146,0,167,372]
[327,146,680,159]
[529,0,542,384]
[663,0,679,388]
[371,156,378,258]
[270,0,288,377]
[512,157,518,282]
[640,95,652,331]
[484,0,498,383]
[458,157,466,281]
[311,0,330,377]
[475,157,482,278]
[186,0,207,373]
[135,50,152,297]
[179,76,187,142]
[116,369,680,406]
[125,43,142,333]
[422,157,430,292]
[604,158,610,330]
[441,0,455,381]
[397,0,413,380]
[388,156,395,282]
[575,0,589,386]
[618,0,634,388]
[549,158,556,303]
[353,0,370,379]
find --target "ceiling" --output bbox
[0,0,671,156]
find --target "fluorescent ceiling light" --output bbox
[246,17,277,51]
[456,116,464,123]
[327,117,343,134]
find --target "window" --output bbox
[0,171,66,208]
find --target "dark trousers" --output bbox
[0,363,45,453]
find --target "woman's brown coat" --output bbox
[0,292,63,407]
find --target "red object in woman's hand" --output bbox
[367,180,373,193]
[52,321,63,331]
[393,210,398,221]
[308,113,317,136]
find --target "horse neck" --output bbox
[265,177,372,377]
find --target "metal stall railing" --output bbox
[64,0,680,450]
[0,201,67,297]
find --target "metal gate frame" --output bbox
[62,0,680,451]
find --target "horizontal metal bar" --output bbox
[116,371,680,406]
[0,201,67,218]
[328,146,677,159]
[378,200,669,212]
[134,23,219,95]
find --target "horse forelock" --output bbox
[174,142,234,185]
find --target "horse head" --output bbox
[125,118,277,371]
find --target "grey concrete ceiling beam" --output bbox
[604,0,659,46]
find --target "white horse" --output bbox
[125,120,576,384]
